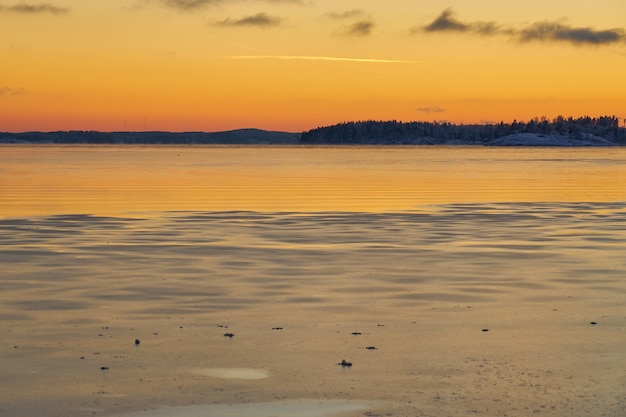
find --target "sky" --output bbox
[1,0,625,132]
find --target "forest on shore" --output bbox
[300,116,625,145]
[1,116,624,146]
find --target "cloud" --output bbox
[518,22,625,45]
[0,2,69,14]
[324,9,365,20]
[214,12,282,27]
[417,8,625,47]
[159,0,221,10]
[418,8,502,36]
[472,21,502,36]
[422,8,469,33]
[344,20,375,36]
[0,86,25,96]
[154,0,302,11]
[416,106,445,113]
[325,9,374,36]
[225,55,420,63]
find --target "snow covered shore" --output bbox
[488,133,618,146]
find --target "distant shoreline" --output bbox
[1,134,623,147]
[2,117,625,146]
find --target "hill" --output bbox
[0,129,299,145]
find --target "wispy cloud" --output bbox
[418,8,509,37]
[324,9,365,20]
[416,106,445,113]
[159,0,221,10]
[0,86,25,96]
[154,0,302,11]
[518,22,625,45]
[416,8,625,47]
[325,8,375,37]
[0,2,69,14]
[225,55,420,63]
[344,20,375,36]
[213,12,282,27]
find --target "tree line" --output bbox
[0,129,299,144]
[2,116,624,145]
[300,116,625,145]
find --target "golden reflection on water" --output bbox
[1,145,625,217]
[2,145,626,417]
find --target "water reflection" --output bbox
[1,145,625,217]
[1,146,626,416]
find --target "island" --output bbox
[300,116,625,146]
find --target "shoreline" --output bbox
[1,126,625,147]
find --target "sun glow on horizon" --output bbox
[0,0,624,132]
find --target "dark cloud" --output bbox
[324,9,365,20]
[345,20,375,36]
[422,8,469,33]
[214,12,282,27]
[0,2,69,14]
[417,8,625,47]
[418,8,501,36]
[518,22,625,45]
[416,106,445,113]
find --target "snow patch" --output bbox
[489,133,616,147]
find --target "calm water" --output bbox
[1,145,625,216]
[1,145,625,417]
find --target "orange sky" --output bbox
[1,0,625,132]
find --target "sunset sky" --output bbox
[1,0,625,132]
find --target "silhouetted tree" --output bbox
[300,116,625,145]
